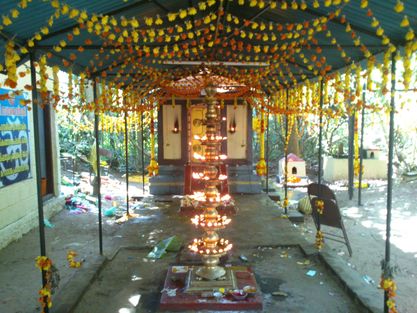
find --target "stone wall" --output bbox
[0,64,62,250]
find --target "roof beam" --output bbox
[152,0,170,12]
[39,0,150,42]
[226,4,271,40]
[303,7,400,45]
[0,29,85,72]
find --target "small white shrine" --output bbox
[278,153,307,178]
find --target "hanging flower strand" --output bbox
[4,40,20,89]
[380,260,398,313]
[39,55,48,107]
[256,109,267,176]
[147,108,159,176]
[315,199,324,250]
[35,256,53,312]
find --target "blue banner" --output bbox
[0,88,31,187]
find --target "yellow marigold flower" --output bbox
[405,29,414,41]
[80,10,88,21]
[155,15,162,25]
[101,15,109,25]
[61,4,69,14]
[19,0,28,9]
[2,15,12,26]
[168,13,176,21]
[394,1,404,13]
[198,2,206,10]
[400,16,409,27]
[188,7,197,15]
[360,0,368,8]
[69,9,79,19]
[11,9,19,18]
[291,1,298,10]
[121,17,128,27]
[179,9,187,19]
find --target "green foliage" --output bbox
[57,111,151,174]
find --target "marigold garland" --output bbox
[315,199,324,215]
[315,198,325,250]
[315,230,324,250]
[67,250,82,268]
[147,108,159,177]
[4,41,19,89]
[255,110,267,176]
[282,197,289,209]
[35,256,53,312]
[380,277,398,313]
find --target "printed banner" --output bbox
[0,89,31,187]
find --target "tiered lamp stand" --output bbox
[160,85,262,311]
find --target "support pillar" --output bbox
[383,53,396,313]
[348,113,355,200]
[93,81,103,255]
[358,89,366,206]
[30,51,49,313]
[141,111,145,193]
[124,112,130,215]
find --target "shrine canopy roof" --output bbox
[0,0,416,114]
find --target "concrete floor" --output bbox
[0,194,378,313]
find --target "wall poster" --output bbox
[0,88,31,187]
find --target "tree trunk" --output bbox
[288,122,300,156]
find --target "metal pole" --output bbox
[284,90,289,214]
[348,113,355,200]
[318,79,324,187]
[141,111,145,193]
[383,53,396,313]
[266,112,269,194]
[124,112,130,215]
[358,89,366,206]
[317,78,325,235]
[30,52,49,313]
[93,81,103,255]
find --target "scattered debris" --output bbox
[280,251,289,258]
[147,236,182,259]
[272,291,288,297]
[44,219,55,228]
[362,275,375,285]
[64,193,94,213]
[306,270,317,277]
[161,288,177,297]
[296,260,311,266]
[104,207,117,217]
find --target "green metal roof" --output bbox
[0,0,416,89]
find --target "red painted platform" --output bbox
[160,266,263,311]
[179,205,237,217]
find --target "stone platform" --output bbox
[160,265,263,311]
